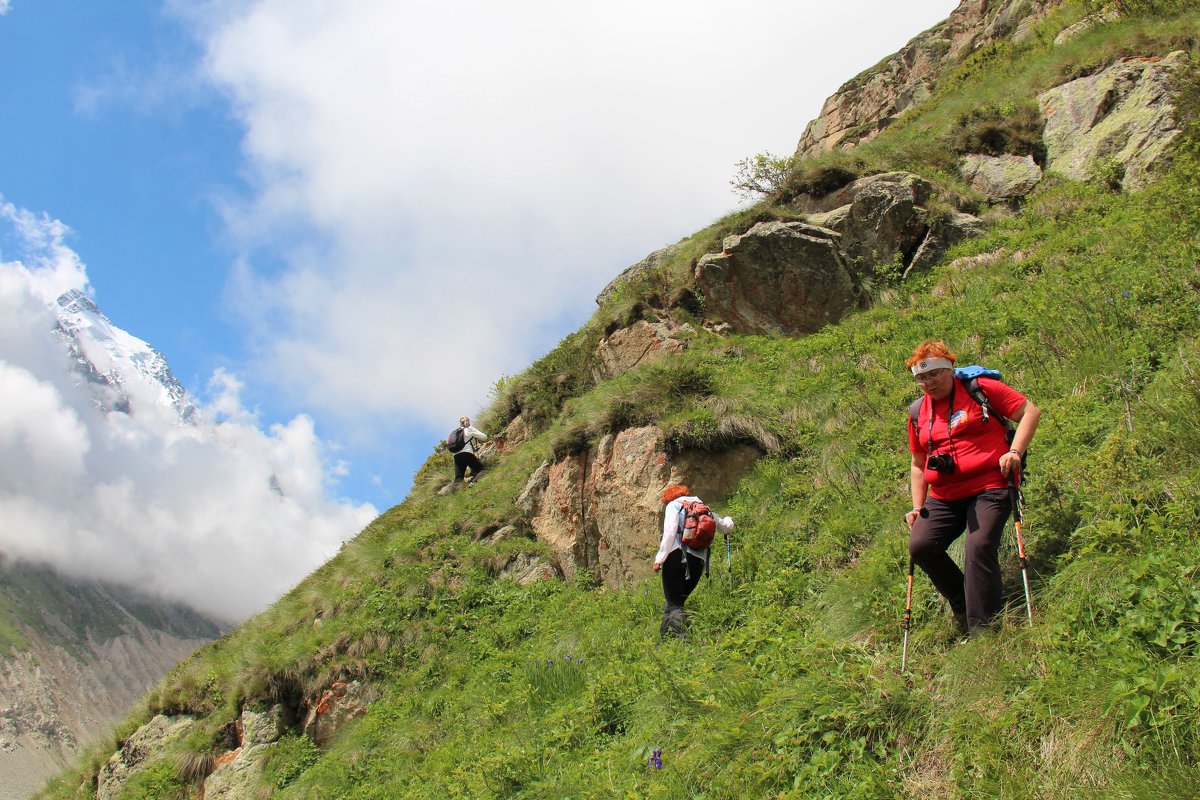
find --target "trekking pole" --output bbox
[901,555,914,672]
[1008,471,1033,623]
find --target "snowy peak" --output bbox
[52,288,196,423]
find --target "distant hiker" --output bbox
[653,484,734,639]
[448,416,488,483]
[904,340,1040,635]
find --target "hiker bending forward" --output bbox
[453,416,488,483]
[653,484,734,639]
[904,340,1040,634]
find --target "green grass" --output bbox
[35,4,1200,799]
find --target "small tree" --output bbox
[730,151,798,200]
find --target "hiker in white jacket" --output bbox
[453,416,488,483]
[653,484,734,638]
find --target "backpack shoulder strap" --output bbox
[908,396,923,429]
[963,377,1017,437]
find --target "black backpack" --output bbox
[446,427,466,453]
[908,365,1017,446]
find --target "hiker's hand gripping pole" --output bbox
[1008,471,1033,623]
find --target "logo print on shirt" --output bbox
[949,409,968,430]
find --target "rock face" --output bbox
[592,318,692,382]
[202,707,288,800]
[518,426,758,587]
[795,0,1066,156]
[1039,52,1185,191]
[695,221,860,336]
[960,154,1044,203]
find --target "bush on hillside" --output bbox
[949,101,1048,165]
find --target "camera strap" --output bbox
[924,383,959,461]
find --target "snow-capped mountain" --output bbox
[51,288,197,423]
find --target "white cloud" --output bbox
[180,0,959,433]
[0,206,375,621]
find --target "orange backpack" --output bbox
[679,499,717,549]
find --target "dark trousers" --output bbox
[659,549,705,638]
[453,451,484,482]
[909,488,1011,629]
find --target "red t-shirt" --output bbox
[907,377,1027,501]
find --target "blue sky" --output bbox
[0,0,959,614]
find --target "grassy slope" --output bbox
[41,5,1200,799]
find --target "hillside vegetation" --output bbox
[41,3,1200,798]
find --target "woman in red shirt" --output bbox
[904,340,1041,634]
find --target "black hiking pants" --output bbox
[659,548,705,638]
[909,488,1011,631]
[453,451,484,482]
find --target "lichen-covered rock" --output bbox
[96,715,196,800]
[695,221,859,336]
[497,553,561,585]
[1053,7,1120,45]
[1039,52,1185,191]
[960,154,1043,203]
[201,706,288,800]
[303,679,369,747]
[518,426,758,587]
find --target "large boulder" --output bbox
[819,173,934,276]
[1039,51,1186,191]
[694,221,859,336]
[959,154,1043,203]
[518,426,758,587]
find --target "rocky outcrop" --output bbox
[960,154,1043,203]
[202,706,288,799]
[905,212,988,278]
[518,426,758,587]
[595,243,682,306]
[303,679,370,747]
[96,714,196,800]
[816,173,935,276]
[592,318,692,382]
[1053,7,1120,45]
[695,221,860,336]
[1039,52,1186,191]
[796,0,1066,156]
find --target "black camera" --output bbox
[927,453,956,473]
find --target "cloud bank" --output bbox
[181,0,959,435]
[0,203,375,621]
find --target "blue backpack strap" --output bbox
[956,368,1015,441]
